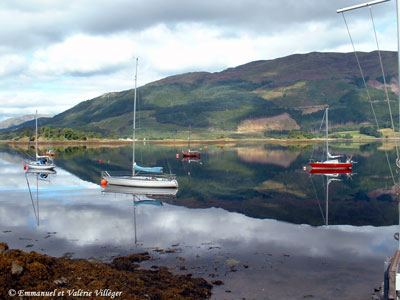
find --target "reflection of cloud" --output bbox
[236,147,299,168]
[0,186,396,263]
[0,157,98,190]
[0,155,397,268]
[0,152,26,165]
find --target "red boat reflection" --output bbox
[310,168,352,174]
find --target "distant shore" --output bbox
[1,136,398,148]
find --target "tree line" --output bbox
[17,127,103,141]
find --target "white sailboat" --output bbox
[26,111,56,171]
[101,58,178,188]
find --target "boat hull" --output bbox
[102,175,178,188]
[309,162,352,169]
[102,184,178,196]
[26,162,56,171]
[182,150,200,158]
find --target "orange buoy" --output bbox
[23,165,27,170]
[99,159,102,164]
[176,154,179,158]
[100,179,107,188]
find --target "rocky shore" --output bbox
[0,242,212,299]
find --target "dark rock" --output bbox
[212,280,224,286]
[0,243,212,299]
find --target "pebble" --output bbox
[53,276,68,286]
[11,262,23,275]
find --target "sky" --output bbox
[0,0,398,122]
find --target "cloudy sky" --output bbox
[0,0,397,121]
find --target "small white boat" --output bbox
[26,111,56,171]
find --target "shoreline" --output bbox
[0,136,396,147]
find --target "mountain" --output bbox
[0,114,53,130]
[3,51,399,139]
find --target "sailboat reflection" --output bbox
[25,169,57,226]
[102,184,178,244]
[182,156,202,177]
[310,168,354,226]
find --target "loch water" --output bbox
[0,141,398,300]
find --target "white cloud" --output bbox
[0,0,397,121]
[30,34,135,76]
[0,54,28,77]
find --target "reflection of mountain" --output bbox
[236,147,299,168]
[1,142,399,226]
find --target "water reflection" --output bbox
[236,145,300,168]
[309,169,354,226]
[25,169,57,226]
[101,185,178,244]
[1,144,400,298]
[2,142,400,226]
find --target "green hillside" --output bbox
[3,51,399,139]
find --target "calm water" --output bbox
[0,141,399,299]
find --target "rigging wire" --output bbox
[310,108,327,162]
[341,12,380,130]
[310,175,326,225]
[25,174,39,226]
[341,11,397,185]
[369,6,400,161]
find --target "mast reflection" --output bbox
[25,169,57,226]
[101,184,178,244]
[310,168,354,226]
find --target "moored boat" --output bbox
[26,111,56,171]
[309,107,353,170]
[101,58,178,189]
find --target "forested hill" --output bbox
[3,51,399,139]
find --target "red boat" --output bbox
[182,127,200,159]
[182,150,200,159]
[309,107,353,171]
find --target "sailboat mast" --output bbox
[397,0,400,134]
[188,125,191,150]
[326,107,329,161]
[35,110,38,160]
[132,58,138,176]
